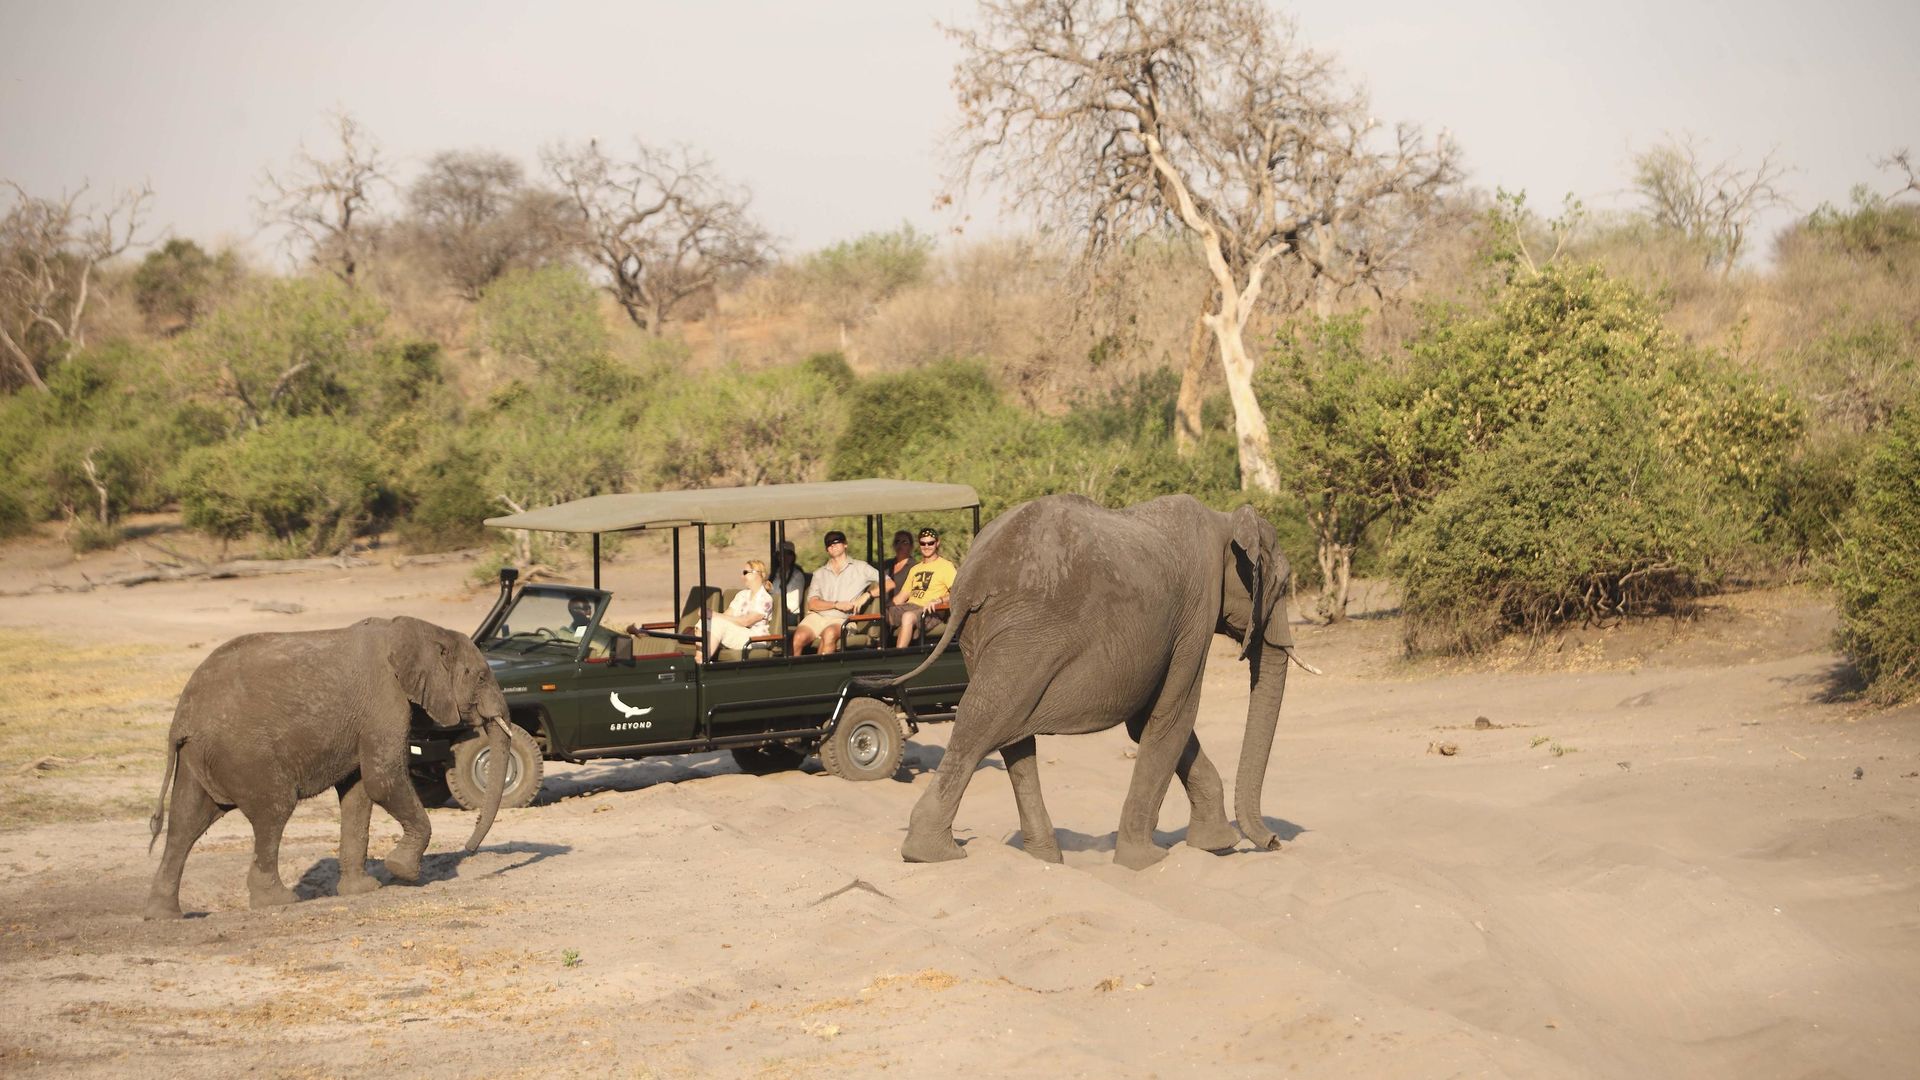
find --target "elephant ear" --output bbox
[1228,506,1266,661]
[388,617,462,728]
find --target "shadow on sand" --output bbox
[295,840,570,900]
[1034,816,1306,858]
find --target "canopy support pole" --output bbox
[592,533,601,590]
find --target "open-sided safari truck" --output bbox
[410,479,977,809]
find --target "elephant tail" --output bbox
[883,598,974,689]
[148,735,183,854]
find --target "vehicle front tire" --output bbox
[820,698,905,781]
[448,724,545,811]
[730,744,807,775]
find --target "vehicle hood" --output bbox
[483,652,572,684]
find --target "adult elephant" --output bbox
[144,616,511,919]
[894,494,1299,870]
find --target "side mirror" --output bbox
[499,567,520,586]
[610,634,634,665]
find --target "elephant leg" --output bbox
[903,686,1020,863]
[1001,736,1062,863]
[143,773,227,920]
[242,793,299,910]
[1114,653,1206,870]
[334,773,381,897]
[364,766,432,883]
[1175,736,1239,854]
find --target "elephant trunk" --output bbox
[462,717,510,852]
[1234,651,1290,851]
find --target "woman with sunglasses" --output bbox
[699,559,774,663]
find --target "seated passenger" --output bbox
[697,560,773,663]
[769,540,808,628]
[889,527,957,647]
[883,529,916,600]
[792,530,881,655]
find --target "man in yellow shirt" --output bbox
[890,527,956,647]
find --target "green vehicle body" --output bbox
[408,480,975,806]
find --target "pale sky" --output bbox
[2,0,1914,263]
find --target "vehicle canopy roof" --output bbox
[484,478,980,535]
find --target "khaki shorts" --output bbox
[797,610,849,636]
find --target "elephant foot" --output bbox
[1020,833,1064,864]
[247,880,297,910]
[901,832,967,864]
[143,896,183,921]
[337,872,382,897]
[1114,838,1169,871]
[1185,818,1241,854]
[383,850,423,883]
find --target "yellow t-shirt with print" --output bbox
[901,556,956,608]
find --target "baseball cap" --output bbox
[917,528,939,541]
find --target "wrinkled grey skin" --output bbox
[144,616,510,919]
[896,494,1294,870]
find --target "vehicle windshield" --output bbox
[484,590,601,654]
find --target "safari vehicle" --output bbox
[409,479,977,809]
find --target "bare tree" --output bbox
[0,181,151,392]
[1630,133,1792,277]
[1879,148,1919,200]
[543,139,772,335]
[405,149,571,300]
[258,111,386,286]
[949,0,1459,490]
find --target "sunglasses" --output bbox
[740,569,756,576]
[918,541,938,548]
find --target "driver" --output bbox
[565,597,596,639]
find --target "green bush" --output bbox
[829,360,1001,481]
[132,238,242,331]
[1828,405,1920,703]
[1386,265,1797,650]
[0,479,30,541]
[1391,388,1736,652]
[396,442,495,552]
[643,363,849,490]
[185,277,388,426]
[1259,316,1411,619]
[173,416,398,556]
[478,265,614,394]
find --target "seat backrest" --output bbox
[675,586,726,657]
[839,593,884,649]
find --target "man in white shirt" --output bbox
[791,530,881,655]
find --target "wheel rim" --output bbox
[848,722,884,768]
[470,742,523,793]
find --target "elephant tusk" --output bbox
[1282,648,1324,676]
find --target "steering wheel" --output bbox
[532,627,557,640]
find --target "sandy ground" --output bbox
[0,524,1916,1078]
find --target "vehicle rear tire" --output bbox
[820,698,905,781]
[448,724,544,811]
[411,765,452,809]
[730,744,807,775]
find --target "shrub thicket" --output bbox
[173,416,399,556]
[1388,265,1800,651]
[1391,388,1737,652]
[1828,405,1920,703]
[1258,316,1410,619]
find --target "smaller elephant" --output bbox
[145,616,511,919]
